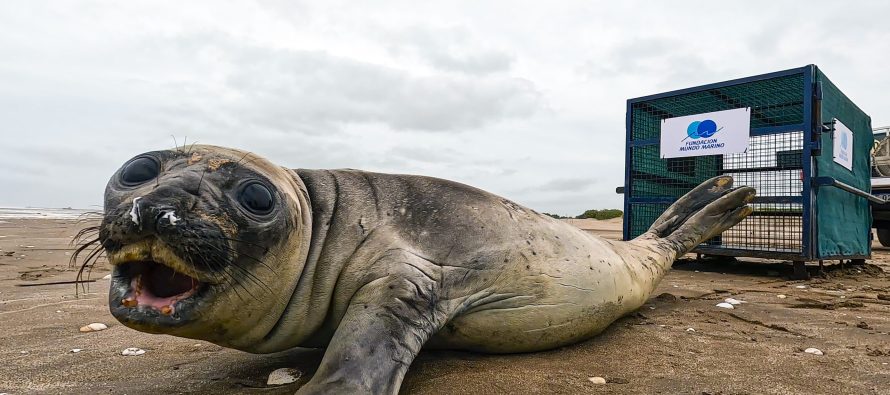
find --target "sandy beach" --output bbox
[1,216,889,394]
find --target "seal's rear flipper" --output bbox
[646,175,736,237]
[639,176,755,255]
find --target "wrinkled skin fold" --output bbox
[96,145,755,394]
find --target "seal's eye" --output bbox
[121,157,160,186]
[239,182,274,215]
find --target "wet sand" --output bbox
[1,218,889,394]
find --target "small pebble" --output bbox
[795,285,807,289]
[70,348,82,353]
[56,310,62,313]
[79,323,108,332]
[724,298,745,305]
[267,368,302,385]
[20,351,28,354]
[121,347,146,356]
[777,294,787,299]
[686,328,696,332]
[588,376,607,385]
[715,302,735,309]
[804,347,824,356]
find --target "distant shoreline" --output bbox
[0,207,101,219]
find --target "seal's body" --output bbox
[96,146,754,394]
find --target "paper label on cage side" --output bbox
[660,108,751,159]
[833,119,853,171]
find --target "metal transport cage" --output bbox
[622,65,873,271]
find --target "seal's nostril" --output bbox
[156,210,181,226]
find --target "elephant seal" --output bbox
[92,144,754,394]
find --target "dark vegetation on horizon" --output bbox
[543,209,623,220]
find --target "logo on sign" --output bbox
[677,119,727,152]
[684,119,724,141]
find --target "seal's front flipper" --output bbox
[296,269,445,395]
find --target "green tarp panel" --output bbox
[814,69,873,258]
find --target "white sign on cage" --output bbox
[833,119,853,172]
[660,108,751,159]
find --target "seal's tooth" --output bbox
[160,305,174,315]
[122,297,138,307]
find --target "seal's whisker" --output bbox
[70,236,101,267]
[212,243,277,278]
[220,237,272,258]
[197,243,271,296]
[203,245,273,294]
[178,234,277,273]
[216,236,277,258]
[213,240,275,273]
[239,156,267,169]
[235,151,253,165]
[197,168,208,194]
[218,265,253,302]
[70,236,106,296]
[182,236,268,295]
[71,225,101,246]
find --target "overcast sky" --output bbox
[1,1,888,215]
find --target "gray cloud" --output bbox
[138,31,540,135]
[536,177,597,193]
[382,25,514,75]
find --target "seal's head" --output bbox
[98,145,311,350]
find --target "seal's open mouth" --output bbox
[119,261,202,315]
[107,240,212,320]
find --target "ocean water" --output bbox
[0,207,101,220]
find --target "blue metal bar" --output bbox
[750,124,807,137]
[628,138,659,147]
[802,65,815,259]
[753,196,804,204]
[628,196,802,204]
[623,99,633,241]
[630,123,808,147]
[628,66,811,104]
[628,197,677,204]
